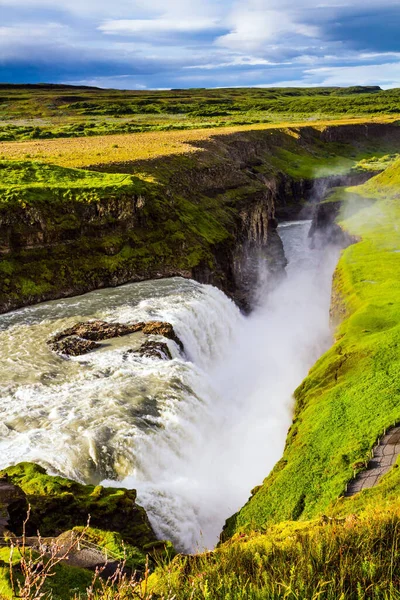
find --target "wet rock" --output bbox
[51,320,145,343]
[48,319,184,357]
[126,340,172,361]
[49,335,99,357]
[140,321,184,351]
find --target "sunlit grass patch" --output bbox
[148,499,400,599]
[0,160,147,207]
[0,117,395,169]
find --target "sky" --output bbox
[1,0,400,89]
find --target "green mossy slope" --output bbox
[0,463,155,548]
[224,159,400,537]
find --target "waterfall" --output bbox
[109,221,340,552]
[0,220,340,553]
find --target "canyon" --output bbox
[1,118,400,597]
[1,122,400,313]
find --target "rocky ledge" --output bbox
[0,462,171,574]
[48,319,183,357]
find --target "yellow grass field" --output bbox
[0,116,396,169]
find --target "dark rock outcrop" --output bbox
[52,320,146,343]
[308,200,360,249]
[50,335,99,357]
[48,319,183,356]
[140,321,183,350]
[0,476,28,536]
[136,340,173,360]
[125,340,173,360]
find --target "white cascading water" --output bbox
[0,220,340,553]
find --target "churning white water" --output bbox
[0,220,339,552]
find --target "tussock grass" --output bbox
[149,502,400,599]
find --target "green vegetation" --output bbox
[224,159,400,536]
[0,463,155,550]
[0,547,94,600]
[0,84,399,143]
[0,160,147,208]
[0,463,176,599]
[149,501,400,599]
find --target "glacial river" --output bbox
[0,221,339,552]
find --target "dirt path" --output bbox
[345,426,400,496]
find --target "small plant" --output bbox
[8,509,90,599]
[5,510,173,600]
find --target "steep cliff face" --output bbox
[1,122,399,313]
[0,194,146,253]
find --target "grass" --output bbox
[148,499,400,599]
[0,118,397,169]
[0,547,94,600]
[1,84,400,145]
[0,160,147,208]
[223,158,400,538]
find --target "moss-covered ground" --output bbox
[0,463,155,550]
[0,463,176,599]
[223,159,400,535]
[0,160,147,208]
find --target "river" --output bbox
[0,220,339,552]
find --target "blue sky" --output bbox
[1,0,400,89]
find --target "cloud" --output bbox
[1,0,400,88]
[216,8,319,53]
[306,62,400,88]
[99,18,220,36]
[184,56,279,70]
[0,23,74,61]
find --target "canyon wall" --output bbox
[1,122,399,313]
